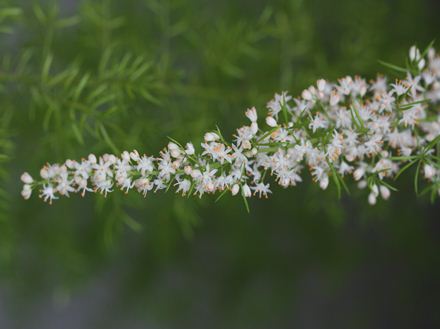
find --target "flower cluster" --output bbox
[21,46,440,206]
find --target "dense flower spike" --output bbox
[21,46,440,206]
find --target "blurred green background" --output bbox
[0,0,439,328]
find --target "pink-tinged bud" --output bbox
[231,184,240,196]
[20,172,33,184]
[265,116,277,127]
[379,186,390,200]
[21,184,32,200]
[319,176,329,190]
[184,166,193,175]
[40,167,49,179]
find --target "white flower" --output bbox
[391,80,409,96]
[309,114,328,133]
[251,183,272,198]
[40,184,58,204]
[185,143,195,155]
[245,107,258,122]
[136,155,155,175]
[409,46,421,62]
[176,179,191,195]
[135,178,153,196]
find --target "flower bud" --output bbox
[409,46,420,62]
[317,79,326,92]
[185,143,195,155]
[353,167,365,181]
[250,122,258,134]
[21,184,32,200]
[368,193,377,205]
[242,184,252,197]
[265,116,277,127]
[168,142,179,151]
[319,176,329,190]
[231,184,240,196]
[204,132,219,142]
[40,167,49,179]
[20,172,33,184]
[379,185,391,200]
[371,184,379,197]
[424,164,436,180]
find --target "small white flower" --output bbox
[251,183,272,198]
[185,143,195,155]
[245,107,258,122]
[176,179,191,195]
[40,184,58,204]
